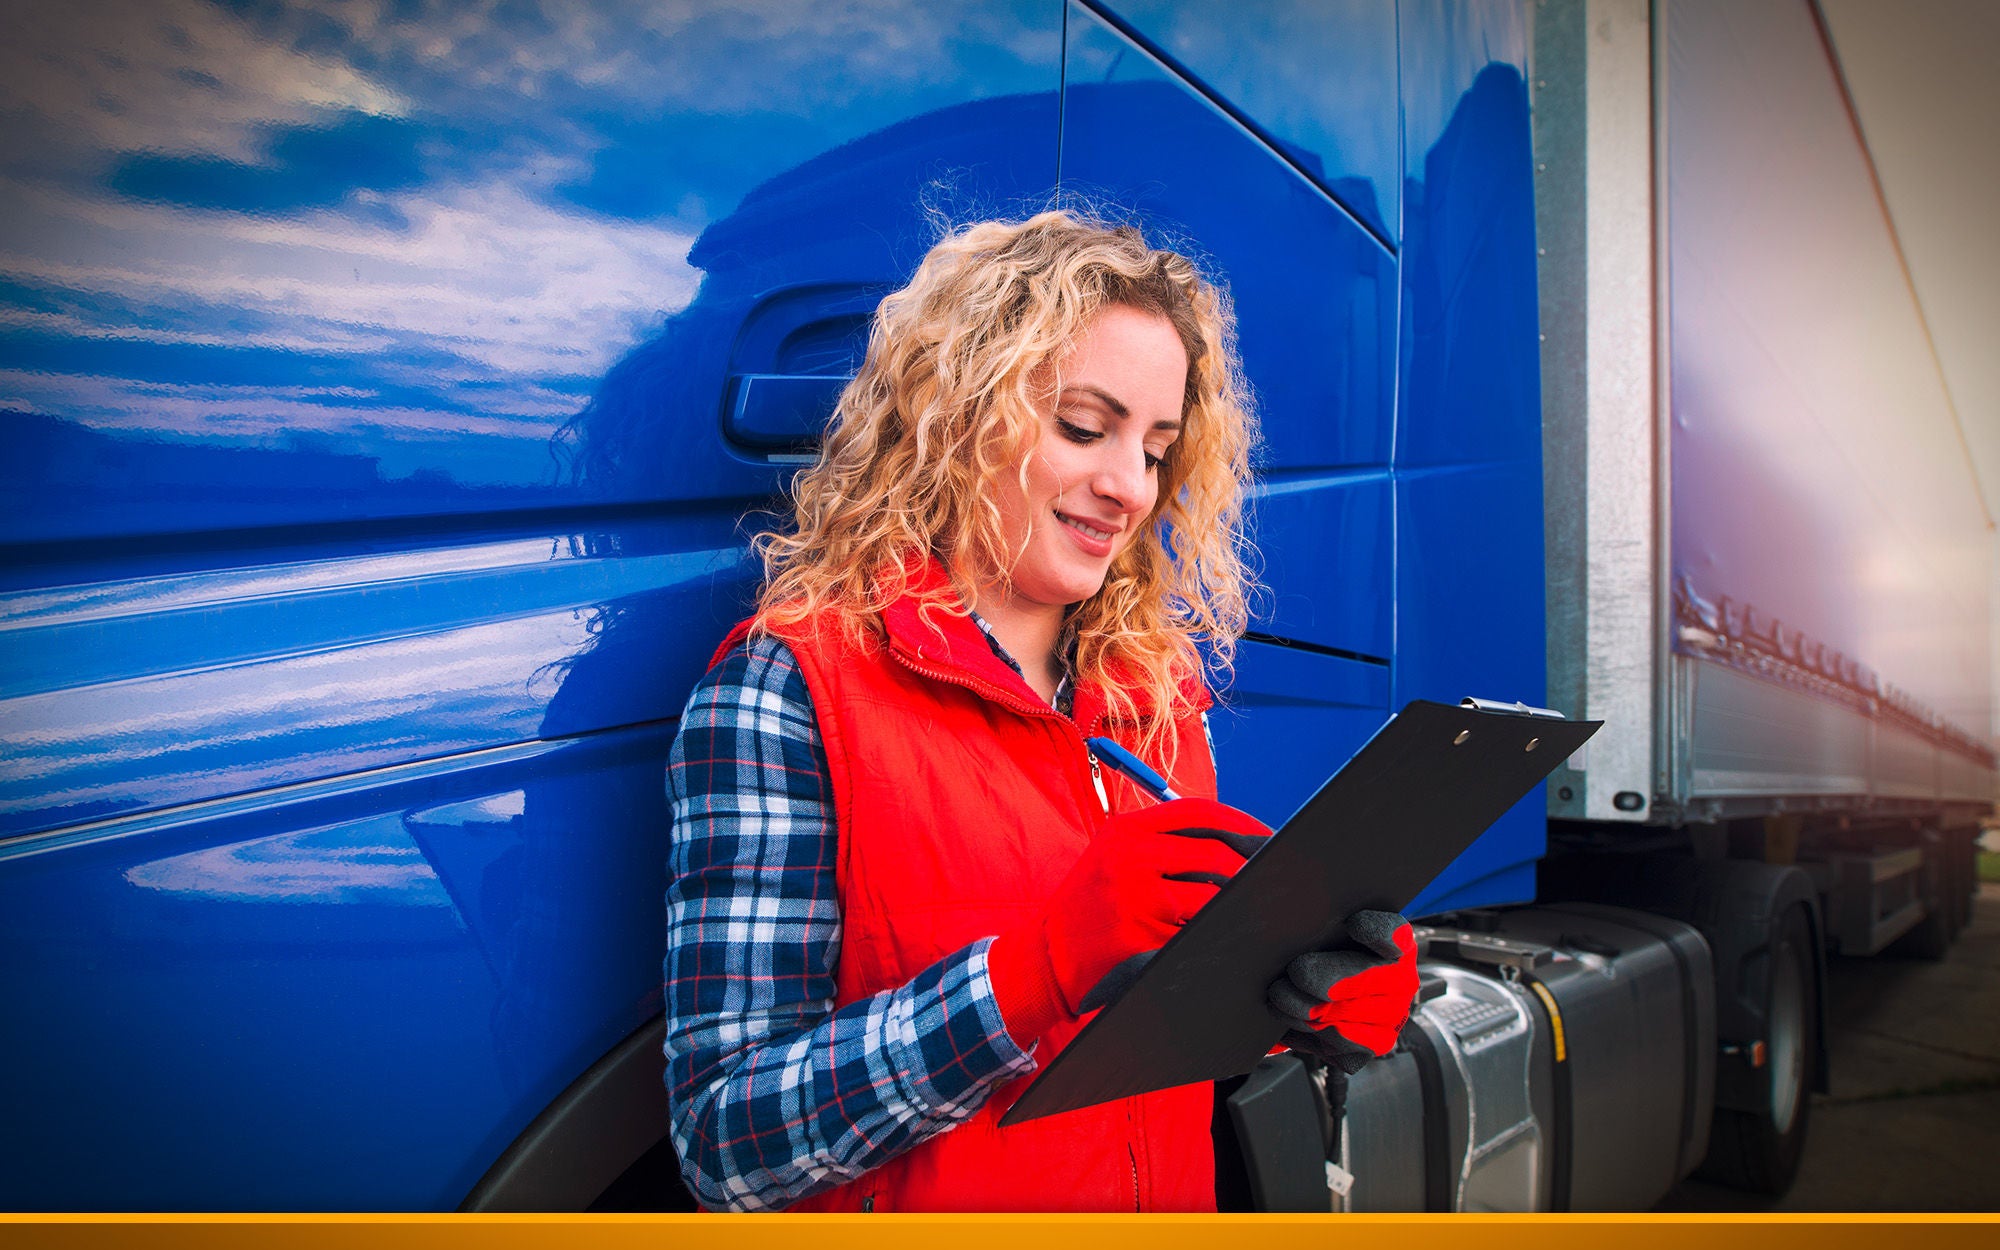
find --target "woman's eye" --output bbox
[1143,451,1164,471]
[1056,418,1101,444]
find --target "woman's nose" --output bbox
[1092,443,1152,513]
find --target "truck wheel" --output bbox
[1702,906,1816,1194]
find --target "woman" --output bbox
[664,211,1416,1212]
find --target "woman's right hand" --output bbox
[987,797,1270,1046]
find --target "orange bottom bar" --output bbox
[4,1214,1999,1250]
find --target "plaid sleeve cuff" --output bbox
[884,937,1036,1115]
[673,938,1038,1211]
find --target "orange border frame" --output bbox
[5,1214,1999,1249]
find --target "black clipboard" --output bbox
[999,698,1601,1126]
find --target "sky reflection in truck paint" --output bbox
[0,0,1056,532]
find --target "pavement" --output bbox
[1656,882,2000,1212]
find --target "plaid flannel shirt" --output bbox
[662,622,1068,1211]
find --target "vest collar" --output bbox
[875,554,1208,734]
[879,557,1057,719]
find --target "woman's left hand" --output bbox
[1267,910,1418,1074]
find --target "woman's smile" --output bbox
[1056,509,1119,552]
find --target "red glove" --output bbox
[1268,910,1419,1073]
[989,797,1271,1046]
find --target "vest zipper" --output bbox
[887,645,1110,806]
[888,645,1074,723]
[1127,1144,1141,1212]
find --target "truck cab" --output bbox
[1,0,1988,1212]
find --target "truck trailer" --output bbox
[0,0,1990,1211]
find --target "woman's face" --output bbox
[990,302,1190,618]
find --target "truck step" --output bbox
[1806,848,1928,955]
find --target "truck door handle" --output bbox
[723,373,850,452]
[721,282,879,455]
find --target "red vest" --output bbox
[711,565,1218,1212]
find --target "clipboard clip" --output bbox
[1460,696,1567,721]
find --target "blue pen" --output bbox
[1086,736,1180,802]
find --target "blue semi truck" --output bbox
[0,0,1990,1211]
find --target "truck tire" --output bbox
[1699,905,1815,1194]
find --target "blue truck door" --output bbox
[1061,2,1546,913]
[1059,0,1401,827]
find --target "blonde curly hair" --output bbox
[754,209,1259,765]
